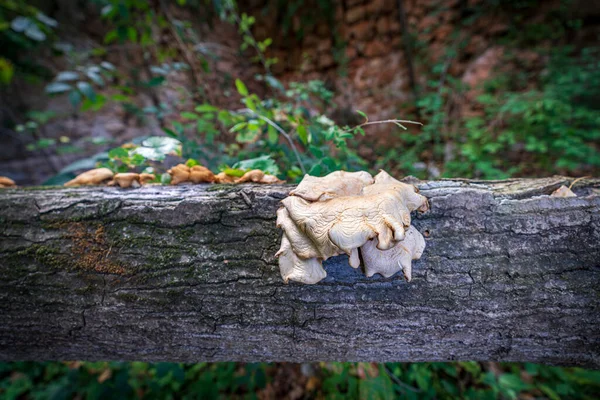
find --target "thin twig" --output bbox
[397,0,420,116]
[383,365,422,393]
[358,119,423,129]
[158,0,213,103]
[231,12,272,76]
[569,176,591,190]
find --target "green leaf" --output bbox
[160,173,172,185]
[127,27,138,43]
[267,125,278,144]
[68,90,82,107]
[235,79,248,96]
[24,24,46,41]
[232,155,280,175]
[76,81,96,101]
[297,125,308,144]
[36,13,58,28]
[45,82,72,94]
[221,168,246,177]
[356,109,368,122]
[181,112,199,120]
[11,17,31,32]
[195,104,219,113]
[56,71,79,81]
[100,61,115,71]
[108,147,129,159]
[104,30,118,44]
[229,122,247,133]
[87,71,104,86]
[185,159,199,167]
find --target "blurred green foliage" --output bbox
[1,361,599,399]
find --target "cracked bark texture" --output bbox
[0,176,599,367]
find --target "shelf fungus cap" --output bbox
[275,169,428,284]
[64,168,114,187]
[360,225,426,282]
[290,170,373,201]
[0,176,16,188]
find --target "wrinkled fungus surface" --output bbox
[276,170,429,284]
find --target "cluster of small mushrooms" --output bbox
[61,165,283,188]
[275,170,429,284]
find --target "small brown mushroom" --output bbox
[167,164,190,185]
[259,174,284,184]
[64,168,114,187]
[551,185,577,198]
[189,165,215,183]
[112,173,141,188]
[235,169,265,183]
[214,172,235,184]
[139,173,156,184]
[0,176,16,188]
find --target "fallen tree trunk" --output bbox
[0,176,599,367]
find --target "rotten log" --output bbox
[0,177,599,367]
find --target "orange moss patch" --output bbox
[67,222,126,275]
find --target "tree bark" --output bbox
[0,177,599,366]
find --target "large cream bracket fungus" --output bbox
[275,170,429,284]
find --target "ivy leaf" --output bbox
[45,82,72,94]
[235,79,248,96]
